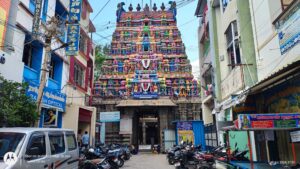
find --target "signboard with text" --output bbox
[100,111,120,122]
[26,82,66,111]
[32,0,42,39]
[177,122,194,144]
[275,2,300,54]
[66,24,80,56]
[66,0,82,56]
[238,113,300,130]
[69,0,82,23]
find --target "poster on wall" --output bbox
[290,130,300,143]
[43,108,57,127]
[177,122,194,144]
[119,119,132,134]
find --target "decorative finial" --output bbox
[161,3,166,11]
[144,3,150,12]
[153,3,157,11]
[129,4,133,11]
[136,3,141,11]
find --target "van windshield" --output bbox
[0,132,26,158]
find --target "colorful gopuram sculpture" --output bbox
[94,2,199,99]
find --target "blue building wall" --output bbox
[175,120,206,150]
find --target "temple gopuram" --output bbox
[93,2,201,149]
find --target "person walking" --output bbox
[81,131,90,149]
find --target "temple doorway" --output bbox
[136,109,160,146]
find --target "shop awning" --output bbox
[245,59,300,95]
[215,90,249,113]
[116,99,177,107]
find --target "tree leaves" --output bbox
[94,44,110,80]
[0,75,38,127]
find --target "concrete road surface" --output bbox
[122,153,174,169]
[122,153,237,169]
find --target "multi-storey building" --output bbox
[195,0,218,149]
[3,0,96,145]
[243,0,300,163]
[0,0,24,82]
[197,0,300,164]
[93,3,201,149]
[201,0,259,160]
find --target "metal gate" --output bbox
[163,129,176,151]
[204,123,218,150]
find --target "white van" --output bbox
[0,128,79,169]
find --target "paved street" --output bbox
[123,153,174,169]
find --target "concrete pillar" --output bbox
[142,121,146,144]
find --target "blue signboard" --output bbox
[276,3,300,54]
[177,122,193,130]
[26,82,67,111]
[133,93,159,99]
[100,111,120,122]
[69,0,82,23]
[66,24,80,56]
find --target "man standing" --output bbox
[81,131,90,149]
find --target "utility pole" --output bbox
[36,16,62,127]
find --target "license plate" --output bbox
[174,162,180,167]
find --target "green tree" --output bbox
[94,44,110,80]
[0,75,38,127]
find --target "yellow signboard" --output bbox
[178,130,194,144]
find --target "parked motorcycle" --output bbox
[79,149,119,169]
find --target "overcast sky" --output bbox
[89,0,200,78]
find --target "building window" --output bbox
[29,0,36,14]
[79,34,87,54]
[48,53,63,83]
[22,44,33,67]
[225,21,240,69]
[74,62,85,87]
[49,59,55,79]
[22,36,43,71]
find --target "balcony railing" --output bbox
[23,65,39,83]
[48,78,61,90]
[220,66,244,99]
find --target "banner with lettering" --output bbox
[66,0,82,56]
[26,82,66,111]
[238,113,300,130]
